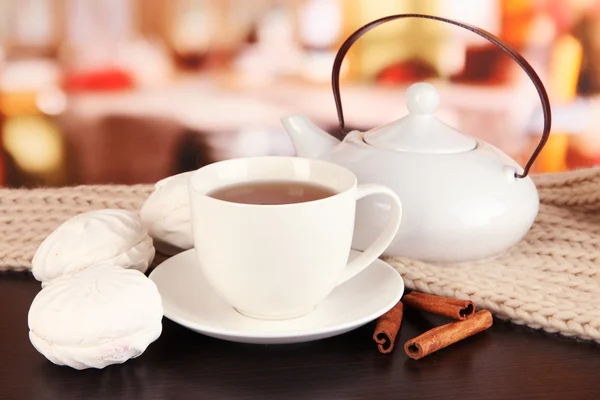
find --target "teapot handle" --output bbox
[331,14,551,179]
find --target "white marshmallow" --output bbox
[28,264,163,370]
[32,209,155,285]
[140,171,193,255]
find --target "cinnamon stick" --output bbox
[404,310,493,360]
[402,292,475,320]
[373,301,404,354]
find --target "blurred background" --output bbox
[0,0,599,187]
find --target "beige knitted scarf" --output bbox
[2,168,600,343]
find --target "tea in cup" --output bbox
[188,156,402,320]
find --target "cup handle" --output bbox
[336,184,402,286]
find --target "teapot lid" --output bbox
[362,82,477,154]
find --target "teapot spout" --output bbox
[281,114,340,159]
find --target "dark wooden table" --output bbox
[2,272,600,400]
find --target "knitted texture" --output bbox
[387,166,600,343]
[0,185,153,272]
[1,168,600,343]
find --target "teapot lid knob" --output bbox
[406,82,439,115]
[361,81,477,154]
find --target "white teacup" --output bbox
[188,156,402,320]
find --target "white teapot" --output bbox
[281,14,551,264]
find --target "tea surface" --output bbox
[208,180,337,205]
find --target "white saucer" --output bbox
[149,249,404,344]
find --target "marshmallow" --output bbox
[32,209,155,285]
[140,171,193,255]
[28,264,163,370]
